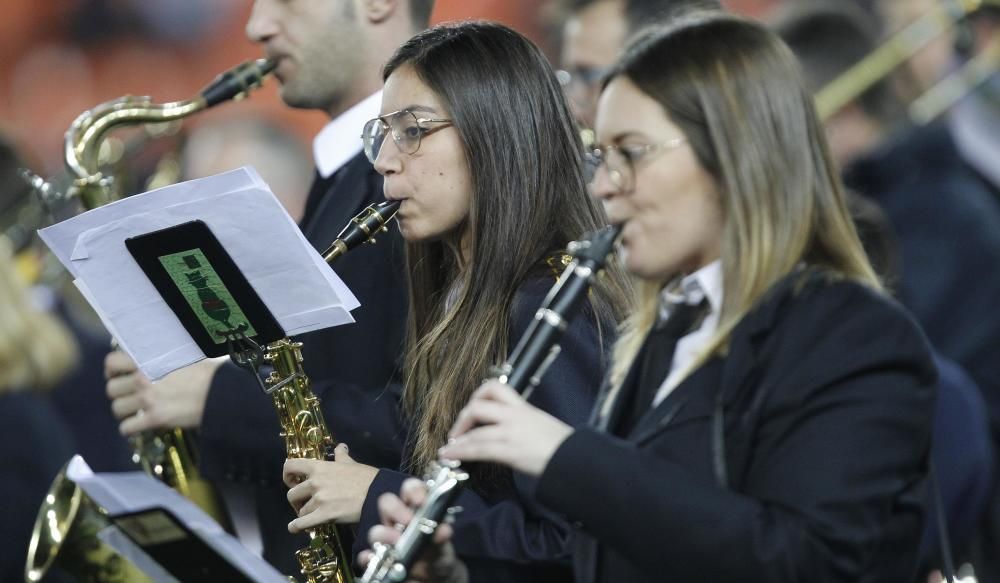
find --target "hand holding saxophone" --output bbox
[359,478,468,583]
[439,381,574,478]
[284,443,379,530]
[104,350,221,434]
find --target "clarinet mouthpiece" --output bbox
[322,200,401,264]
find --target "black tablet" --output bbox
[125,220,284,357]
[112,508,256,582]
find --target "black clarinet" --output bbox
[359,225,622,583]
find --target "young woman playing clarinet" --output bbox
[379,12,937,583]
[281,21,632,583]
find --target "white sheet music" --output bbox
[67,456,288,583]
[39,167,359,379]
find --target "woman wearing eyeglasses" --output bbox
[424,13,938,583]
[280,21,632,582]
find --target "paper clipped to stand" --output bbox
[39,166,359,380]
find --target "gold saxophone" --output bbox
[25,58,276,583]
[251,200,399,583]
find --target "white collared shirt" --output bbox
[652,259,724,406]
[312,91,383,178]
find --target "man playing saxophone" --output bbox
[104,0,434,575]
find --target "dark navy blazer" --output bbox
[537,271,937,583]
[845,123,1000,429]
[355,276,613,583]
[0,392,76,583]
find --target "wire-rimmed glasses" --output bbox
[362,109,453,163]
[586,137,687,191]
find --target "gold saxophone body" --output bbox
[254,200,399,583]
[25,58,276,583]
[266,339,354,583]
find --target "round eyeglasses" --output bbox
[586,137,687,192]
[362,109,453,164]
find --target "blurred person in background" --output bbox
[932,5,1000,195]
[776,0,1000,447]
[775,2,1000,578]
[556,0,721,132]
[0,135,133,475]
[873,0,1000,197]
[0,237,77,583]
[181,117,313,222]
[103,0,434,574]
[557,0,628,131]
[0,136,79,583]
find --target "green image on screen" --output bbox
[158,248,258,344]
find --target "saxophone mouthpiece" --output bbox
[322,200,401,264]
[200,58,277,108]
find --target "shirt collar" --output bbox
[659,259,724,318]
[313,91,383,178]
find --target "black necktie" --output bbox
[624,298,709,430]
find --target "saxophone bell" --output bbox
[26,463,151,583]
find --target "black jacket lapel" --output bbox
[300,152,379,247]
[595,345,645,433]
[630,358,722,445]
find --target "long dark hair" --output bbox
[384,21,631,475]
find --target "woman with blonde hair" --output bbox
[434,12,936,583]
[0,233,78,582]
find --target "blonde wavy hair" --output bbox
[0,237,78,393]
[605,15,880,404]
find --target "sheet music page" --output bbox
[38,167,359,379]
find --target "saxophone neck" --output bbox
[63,58,275,210]
[65,96,204,208]
[266,338,306,379]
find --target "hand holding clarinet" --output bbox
[359,226,620,583]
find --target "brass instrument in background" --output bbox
[26,464,150,583]
[24,58,276,583]
[63,58,276,209]
[817,0,1000,122]
[910,34,1000,123]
